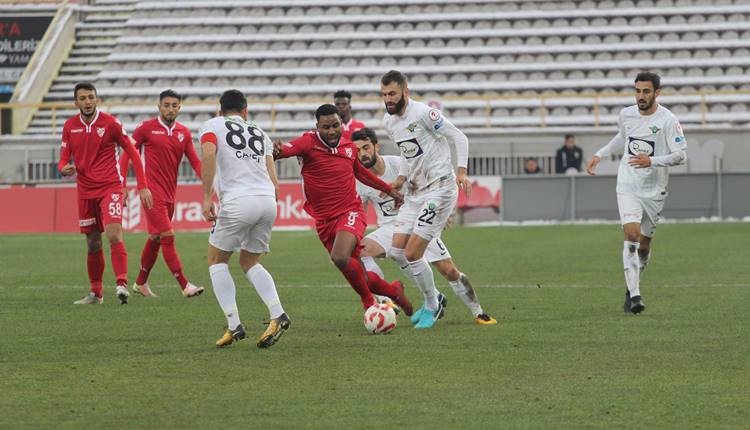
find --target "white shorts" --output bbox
[617,193,665,238]
[365,225,452,263]
[393,184,458,242]
[209,195,276,253]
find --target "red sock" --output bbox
[136,237,160,285]
[366,271,399,298]
[87,250,104,297]
[339,257,376,309]
[160,235,188,288]
[110,241,128,286]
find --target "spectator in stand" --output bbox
[333,90,366,141]
[524,157,542,174]
[555,134,584,174]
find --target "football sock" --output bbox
[136,237,160,285]
[623,241,641,298]
[408,257,439,311]
[361,255,384,278]
[449,272,483,316]
[339,257,377,309]
[87,249,105,297]
[388,247,417,281]
[161,235,189,289]
[245,264,284,319]
[109,241,128,286]
[209,263,240,329]
[365,270,399,298]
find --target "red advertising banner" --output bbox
[0,182,374,233]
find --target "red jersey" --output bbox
[340,118,366,142]
[58,110,147,199]
[279,131,393,220]
[121,117,201,203]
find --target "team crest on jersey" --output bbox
[177,132,185,142]
[406,122,418,132]
[649,126,661,134]
[345,148,353,158]
[97,127,105,137]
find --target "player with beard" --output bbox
[380,70,472,329]
[59,82,153,305]
[353,127,497,325]
[119,89,204,299]
[587,72,687,314]
[273,104,413,317]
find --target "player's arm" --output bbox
[588,114,627,175]
[263,135,279,201]
[649,116,687,167]
[354,160,403,208]
[425,108,472,197]
[200,131,218,222]
[115,122,152,208]
[58,127,75,176]
[273,135,310,160]
[184,130,202,179]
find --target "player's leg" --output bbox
[618,194,644,314]
[331,229,378,309]
[98,190,130,304]
[208,201,244,346]
[133,233,160,297]
[74,198,105,304]
[407,188,457,328]
[360,235,387,279]
[638,197,662,276]
[158,202,201,297]
[238,196,289,348]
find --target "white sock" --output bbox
[408,258,438,311]
[623,241,641,298]
[448,272,483,316]
[209,263,240,329]
[245,264,284,319]
[387,247,416,281]
[361,255,384,279]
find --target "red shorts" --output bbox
[78,189,125,234]
[315,209,367,258]
[144,201,175,235]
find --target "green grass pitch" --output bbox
[1,223,748,429]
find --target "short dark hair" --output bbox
[564,134,575,140]
[381,70,408,88]
[219,89,247,113]
[351,127,378,144]
[333,90,352,100]
[315,103,338,121]
[635,71,661,90]
[160,89,181,102]
[74,82,97,99]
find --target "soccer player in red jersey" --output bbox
[59,82,153,305]
[273,104,413,315]
[333,90,366,141]
[119,89,204,299]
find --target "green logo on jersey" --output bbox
[649,126,660,134]
[407,122,418,132]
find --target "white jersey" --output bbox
[356,155,405,227]
[597,105,687,199]
[383,99,467,194]
[199,115,275,202]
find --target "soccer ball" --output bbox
[363,303,397,334]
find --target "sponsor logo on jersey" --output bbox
[627,137,655,156]
[152,130,166,135]
[675,136,685,144]
[377,198,398,217]
[97,127,105,137]
[428,109,441,121]
[649,126,661,134]
[396,137,424,159]
[433,118,444,130]
[70,128,83,134]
